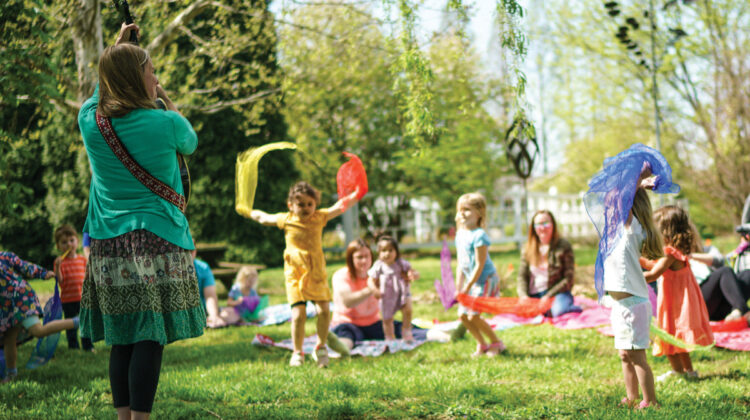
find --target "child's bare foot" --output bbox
[402,330,414,342]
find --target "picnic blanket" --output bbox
[208,301,319,328]
[252,333,428,358]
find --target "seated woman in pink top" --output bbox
[330,239,426,350]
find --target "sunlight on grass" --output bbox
[9,245,749,419]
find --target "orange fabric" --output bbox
[59,255,86,303]
[654,246,714,356]
[456,294,554,317]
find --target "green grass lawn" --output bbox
[4,245,749,419]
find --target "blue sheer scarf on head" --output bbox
[583,143,680,299]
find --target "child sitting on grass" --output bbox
[219,266,264,324]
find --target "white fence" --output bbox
[340,187,686,249]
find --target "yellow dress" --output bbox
[275,209,331,303]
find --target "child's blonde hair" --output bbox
[455,192,488,228]
[632,188,663,260]
[653,205,694,255]
[235,266,259,290]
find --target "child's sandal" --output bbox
[636,400,659,410]
[619,397,635,408]
[486,341,505,356]
[471,343,489,357]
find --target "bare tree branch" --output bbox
[179,88,281,114]
[146,0,214,56]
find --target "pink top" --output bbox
[331,267,380,327]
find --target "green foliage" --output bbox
[1,0,292,266]
[0,0,66,265]
[142,0,294,265]
[533,0,750,234]
[279,3,512,236]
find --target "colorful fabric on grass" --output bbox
[583,143,680,299]
[237,295,269,322]
[235,142,297,218]
[435,241,457,310]
[456,294,554,318]
[252,333,427,358]
[26,279,63,369]
[80,230,205,345]
[242,301,319,327]
[336,152,368,201]
[711,320,750,352]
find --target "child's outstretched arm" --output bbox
[643,255,675,283]
[250,210,277,226]
[325,188,360,221]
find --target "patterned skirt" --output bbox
[80,230,205,345]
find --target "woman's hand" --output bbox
[155,84,178,112]
[115,23,139,46]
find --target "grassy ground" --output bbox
[3,244,749,419]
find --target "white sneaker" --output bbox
[656,370,682,382]
[311,347,329,368]
[725,309,743,321]
[289,352,304,367]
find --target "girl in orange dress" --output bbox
[642,206,714,381]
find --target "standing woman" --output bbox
[517,210,582,317]
[78,24,205,420]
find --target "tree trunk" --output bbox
[71,0,103,103]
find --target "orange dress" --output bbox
[654,246,714,356]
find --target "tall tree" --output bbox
[1,0,292,265]
[531,0,749,233]
[278,3,511,237]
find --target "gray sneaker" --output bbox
[312,347,329,368]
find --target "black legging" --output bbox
[109,341,164,413]
[700,267,750,320]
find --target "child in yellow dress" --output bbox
[251,181,359,367]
